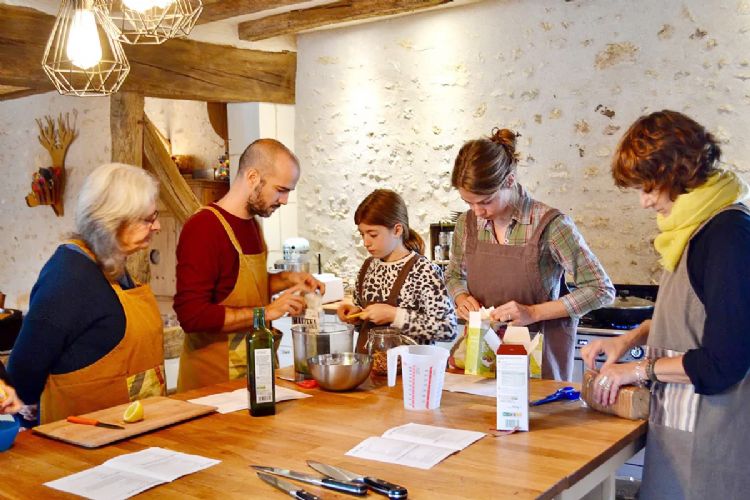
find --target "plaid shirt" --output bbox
[446,185,615,318]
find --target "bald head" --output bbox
[238,138,299,177]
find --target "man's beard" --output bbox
[245,181,279,217]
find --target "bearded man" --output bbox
[174,139,323,392]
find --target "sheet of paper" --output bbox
[345,423,485,470]
[45,466,163,500]
[44,447,219,500]
[443,372,496,397]
[188,386,311,414]
[345,437,456,470]
[103,447,220,482]
[382,423,485,450]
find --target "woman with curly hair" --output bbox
[582,110,750,499]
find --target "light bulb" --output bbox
[66,9,102,70]
[122,0,156,12]
[122,0,174,11]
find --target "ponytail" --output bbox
[404,228,425,255]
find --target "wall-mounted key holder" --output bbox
[25,113,78,217]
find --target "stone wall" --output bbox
[295,0,750,286]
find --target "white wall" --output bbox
[294,0,750,286]
[0,93,111,309]
[228,102,298,267]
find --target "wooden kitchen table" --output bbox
[0,371,646,499]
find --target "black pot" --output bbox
[0,308,23,352]
[588,295,654,327]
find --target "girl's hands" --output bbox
[337,303,362,324]
[454,293,481,321]
[491,301,536,326]
[0,381,23,415]
[360,304,397,325]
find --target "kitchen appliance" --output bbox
[573,284,658,384]
[291,322,354,381]
[274,237,311,273]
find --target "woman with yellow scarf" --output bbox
[581,110,750,500]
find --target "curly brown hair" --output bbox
[611,110,721,200]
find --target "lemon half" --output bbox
[123,400,144,423]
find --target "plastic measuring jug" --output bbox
[387,345,449,410]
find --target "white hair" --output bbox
[74,163,159,279]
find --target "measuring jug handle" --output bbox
[387,345,409,387]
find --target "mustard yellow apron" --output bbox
[177,207,269,392]
[40,240,166,424]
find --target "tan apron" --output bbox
[40,240,165,424]
[354,254,419,352]
[464,209,577,380]
[177,207,269,392]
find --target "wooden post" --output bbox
[111,92,151,284]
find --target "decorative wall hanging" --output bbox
[42,0,130,96]
[26,113,79,216]
[102,0,203,45]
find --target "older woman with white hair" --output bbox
[8,163,165,425]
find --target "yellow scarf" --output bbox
[655,169,750,271]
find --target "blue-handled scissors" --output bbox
[530,386,580,406]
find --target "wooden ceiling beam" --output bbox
[238,0,451,41]
[0,5,296,103]
[198,0,305,24]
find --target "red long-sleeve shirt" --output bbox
[174,203,265,333]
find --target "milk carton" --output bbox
[464,310,497,377]
[496,326,541,432]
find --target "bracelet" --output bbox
[645,357,660,383]
[634,360,646,387]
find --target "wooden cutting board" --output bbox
[33,396,216,448]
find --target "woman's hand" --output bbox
[337,303,362,324]
[361,304,397,325]
[454,293,481,321]
[591,362,639,406]
[265,285,307,321]
[492,301,536,326]
[0,381,23,415]
[581,336,628,370]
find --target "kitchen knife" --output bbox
[307,461,408,499]
[257,472,321,500]
[252,465,368,496]
[66,415,124,430]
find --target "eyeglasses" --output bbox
[141,210,159,227]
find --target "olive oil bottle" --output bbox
[246,307,276,416]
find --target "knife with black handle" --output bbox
[252,465,368,496]
[257,472,321,500]
[307,460,408,499]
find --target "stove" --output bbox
[572,284,658,383]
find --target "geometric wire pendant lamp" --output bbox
[42,0,130,97]
[102,0,203,45]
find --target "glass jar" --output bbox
[364,327,417,377]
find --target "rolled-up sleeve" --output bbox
[445,212,469,301]
[545,215,615,318]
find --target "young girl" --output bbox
[338,189,457,350]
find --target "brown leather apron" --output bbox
[40,240,165,424]
[464,209,577,380]
[177,207,269,392]
[354,254,419,352]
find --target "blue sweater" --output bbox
[8,246,126,405]
[683,209,750,395]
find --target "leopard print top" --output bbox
[354,252,457,344]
